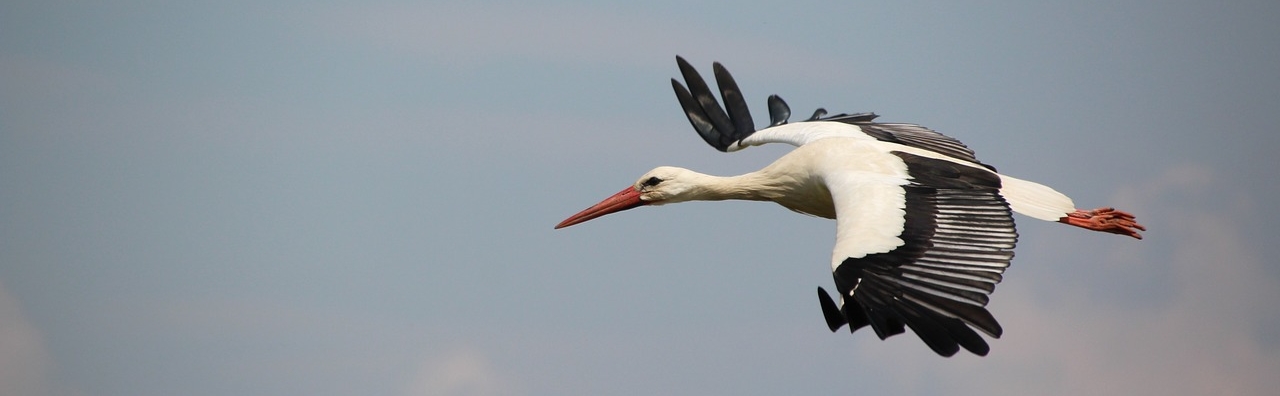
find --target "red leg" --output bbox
[1058,207,1146,239]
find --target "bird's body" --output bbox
[557,57,1144,357]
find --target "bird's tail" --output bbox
[998,174,1076,222]
[1000,174,1146,239]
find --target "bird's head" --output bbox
[555,166,706,229]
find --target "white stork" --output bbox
[555,56,1144,357]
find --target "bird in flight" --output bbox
[556,56,1145,357]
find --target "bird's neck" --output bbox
[687,171,792,203]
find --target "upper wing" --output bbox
[849,122,993,171]
[671,57,994,170]
[819,151,1018,357]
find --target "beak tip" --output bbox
[555,186,644,231]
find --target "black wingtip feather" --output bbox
[675,58,733,147]
[896,298,991,357]
[712,62,755,137]
[808,108,828,121]
[895,303,962,357]
[767,95,790,126]
[863,307,906,339]
[671,57,760,151]
[671,78,725,151]
[817,287,846,332]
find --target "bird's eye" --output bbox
[642,177,662,187]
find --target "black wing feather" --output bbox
[671,80,719,144]
[858,123,996,171]
[672,56,756,151]
[713,62,755,138]
[817,287,846,332]
[799,105,993,170]
[767,95,790,127]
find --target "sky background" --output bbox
[2,1,1279,395]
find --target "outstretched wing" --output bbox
[819,151,1018,357]
[671,56,994,170]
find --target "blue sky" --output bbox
[2,1,1278,395]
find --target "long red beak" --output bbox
[555,187,646,229]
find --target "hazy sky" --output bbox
[3,1,1279,395]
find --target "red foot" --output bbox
[1058,207,1146,240]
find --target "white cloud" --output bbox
[406,347,518,396]
[0,280,54,396]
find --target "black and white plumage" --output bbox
[557,56,1144,357]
